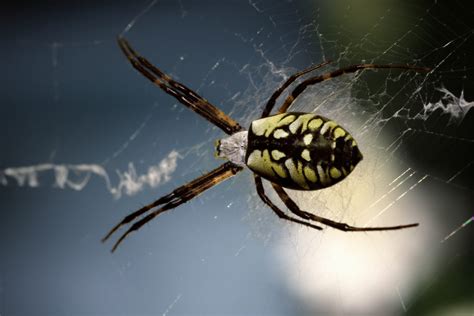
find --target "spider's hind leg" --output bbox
[254,175,322,231]
[261,60,332,118]
[278,63,430,113]
[103,162,243,252]
[271,183,419,232]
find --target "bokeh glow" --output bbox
[274,124,441,314]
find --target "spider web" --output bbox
[1,0,473,315]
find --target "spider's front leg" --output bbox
[118,37,243,135]
[103,162,243,252]
[271,184,419,232]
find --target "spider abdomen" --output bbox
[245,112,363,190]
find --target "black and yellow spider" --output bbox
[103,37,428,252]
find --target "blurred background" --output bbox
[1,0,473,315]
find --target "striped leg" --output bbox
[103,162,243,252]
[260,61,332,118]
[277,63,430,114]
[254,175,322,231]
[272,183,419,232]
[118,37,243,135]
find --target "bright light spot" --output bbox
[273,130,441,314]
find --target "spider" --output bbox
[103,37,428,252]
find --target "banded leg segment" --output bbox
[254,175,322,231]
[278,63,430,113]
[103,162,243,252]
[272,184,419,232]
[118,37,243,135]
[260,61,332,118]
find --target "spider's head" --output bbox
[215,131,248,167]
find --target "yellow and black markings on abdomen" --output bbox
[245,112,363,190]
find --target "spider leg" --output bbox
[278,63,431,113]
[272,184,419,232]
[103,162,243,252]
[254,175,323,231]
[260,60,332,118]
[118,37,243,135]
